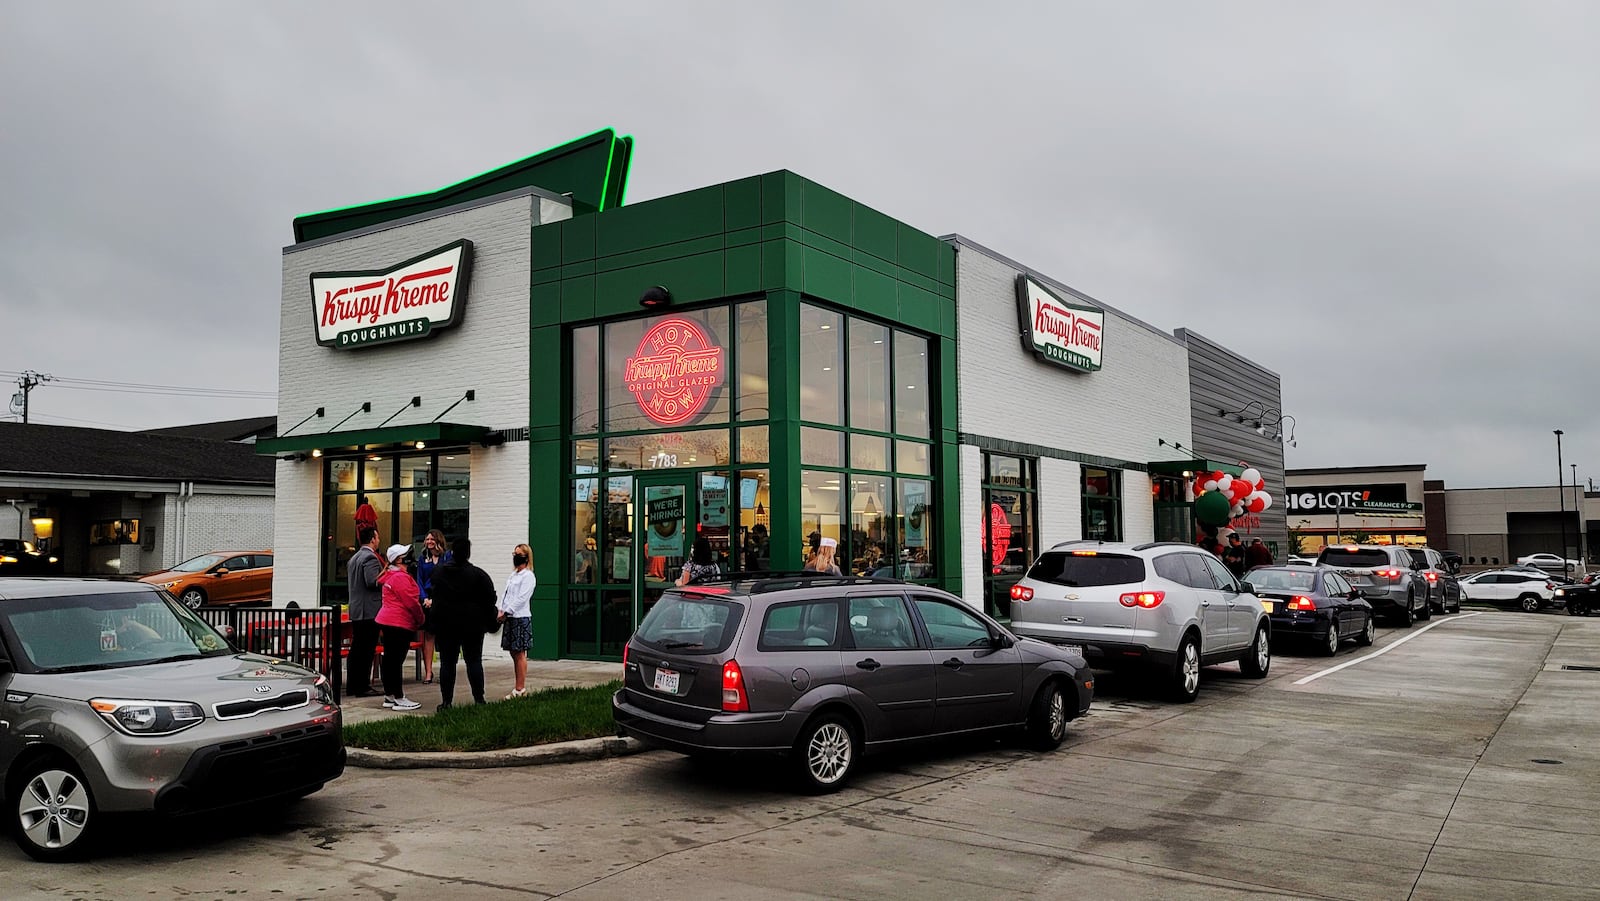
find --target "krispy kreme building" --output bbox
[260,131,1279,659]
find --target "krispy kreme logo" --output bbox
[1016,275,1105,372]
[309,240,472,349]
[625,318,726,426]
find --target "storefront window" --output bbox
[982,453,1037,619]
[363,458,392,493]
[572,325,601,434]
[1082,467,1122,542]
[848,319,891,432]
[602,477,633,584]
[849,475,893,576]
[572,478,601,583]
[800,304,843,425]
[736,300,768,421]
[800,427,844,467]
[736,426,768,463]
[800,469,843,558]
[850,434,890,473]
[398,455,431,490]
[327,460,357,492]
[438,455,469,486]
[319,450,470,603]
[605,429,730,471]
[894,332,930,438]
[736,469,771,571]
[898,478,935,579]
[897,440,930,476]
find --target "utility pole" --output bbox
[11,371,55,424]
[1575,463,1586,567]
[1556,430,1568,574]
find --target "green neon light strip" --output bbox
[296,127,620,220]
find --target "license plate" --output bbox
[1260,599,1276,613]
[1063,644,1084,657]
[652,668,680,694]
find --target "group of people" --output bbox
[345,524,538,712]
[1196,527,1274,578]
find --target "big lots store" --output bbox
[259,131,1286,661]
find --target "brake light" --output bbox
[1376,569,1401,579]
[1118,591,1165,608]
[722,659,749,712]
[1288,596,1317,611]
[1425,572,1438,582]
[622,643,629,673]
[1546,583,1556,591]
[1071,550,1098,556]
[1010,584,1034,602]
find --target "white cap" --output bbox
[820,537,837,549]
[385,544,410,563]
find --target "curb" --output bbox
[347,736,648,770]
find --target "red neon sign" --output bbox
[982,502,1013,574]
[624,318,726,426]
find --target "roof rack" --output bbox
[679,571,910,595]
[1132,541,1202,552]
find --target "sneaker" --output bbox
[504,688,527,700]
[382,696,397,708]
[436,702,452,712]
[391,697,420,711]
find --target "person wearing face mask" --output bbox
[497,543,535,699]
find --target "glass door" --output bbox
[636,474,697,625]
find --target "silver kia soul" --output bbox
[0,579,345,861]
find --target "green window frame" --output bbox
[981,452,1037,620]
[1082,466,1123,543]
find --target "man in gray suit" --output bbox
[346,526,384,697]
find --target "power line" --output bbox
[0,370,274,399]
[23,412,145,430]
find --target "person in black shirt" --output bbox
[426,537,498,709]
[1223,532,1248,579]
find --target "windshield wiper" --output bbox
[659,640,703,649]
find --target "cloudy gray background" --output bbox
[2,2,1595,488]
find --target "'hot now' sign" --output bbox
[1015,275,1105,372]
[309,240,473,349]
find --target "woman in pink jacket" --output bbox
[376,544,426,711]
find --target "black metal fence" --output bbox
[194,605,344,700]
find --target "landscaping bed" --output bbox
[343,681,622,752]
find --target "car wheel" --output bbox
[1519,594,1542,613]
[11,760,97,862]
[1169,634,1202,703]
[1026,681,1068,751]
[1240,624,1271,678]
[1319,621,1341,657]
[1396,593,1414,627]
[1357,614,1376,647]
[1415,591,1431,620]
[793,714,858,793]
[179,588,206,610]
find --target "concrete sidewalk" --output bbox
[340,652,620,725]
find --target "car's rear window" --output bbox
[636,593,744,654]
[1027,552,1145,587]
[1408,550,1430,568]
[759,600,840,650]
[1247,569,1317,591]
[1318,548,1391,568]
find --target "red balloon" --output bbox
[1247,496,1266,513]
[1232,480,1252,501]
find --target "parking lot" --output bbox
[8,609,1599,900]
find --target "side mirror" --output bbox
[1348,589,1361,600]
[1238,581,1255,595]
[212,568,229,577]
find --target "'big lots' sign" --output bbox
[1015,275,1105,373]
[309,240,473,349]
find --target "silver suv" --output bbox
[0,579,345,861]
[1008,541,1271,703]
[1315,545,1431,626]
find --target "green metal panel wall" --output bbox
[526,171,959,658]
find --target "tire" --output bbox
[1415,590,1432,621]
[1356,614,1376,646]
[1240,624,1271,678]
[792,714,858,793]
[1519,594,1542,613]
[1319,620,1341,657]
[1025,682,1069,751]
[1169,634,1202,703]
[1395,593,1414,627]
[179,588,207,610]
[10,760,98,862]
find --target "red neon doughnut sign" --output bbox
[624,318,726,426]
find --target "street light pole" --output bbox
[1556,430,1568,574]
[1575,462,1586,568]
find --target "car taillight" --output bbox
[1288,596,1317,611]
[1425,572,1438,582]
[1546,583,1556,591]
[1010,585,1034,602]
[622,643,629,673]
[1118,591,1165,608]
[722,659,749,712]
[1376,569,1400,579]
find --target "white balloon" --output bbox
[1259,493,1273,510]
[1217,475,1233,492]
[1203,479,1219,492]
[1240,468,1261,485]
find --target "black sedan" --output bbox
[1246,565,1375,656]
[1556,573,1600,616]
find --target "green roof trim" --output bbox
[255,422,491,456]
[293,129,633,243]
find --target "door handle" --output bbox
[855,658,881,671]
[942,657,964,669]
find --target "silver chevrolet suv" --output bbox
[1315,545,1431,626]
[1008,541,1271,703]
[0,579,345,861]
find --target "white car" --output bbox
[1286,555,1318,567]
[1516,553,1579,573]
[1459,569,1560,612]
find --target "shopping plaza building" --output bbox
[258,131,1289,660]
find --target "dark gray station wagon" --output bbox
[612,575,1094,792]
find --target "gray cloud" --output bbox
[2,2,1595,487]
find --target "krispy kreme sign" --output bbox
[625,317,726,426]
[1016,275,1105,372]
[309,240,472,349]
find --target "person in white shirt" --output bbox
[497,543,535,699]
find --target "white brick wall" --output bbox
[271,193,562,608]
[959,444,984,608]
[953,241,1192,572]
[466,440,529,663]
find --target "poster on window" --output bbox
[904,482,928,548]
[646,489,686,557]
[699,475,729,528]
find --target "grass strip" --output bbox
[343,681,622,752]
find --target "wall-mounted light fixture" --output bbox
[639,285,672,309]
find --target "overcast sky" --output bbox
[2,3,1596,489]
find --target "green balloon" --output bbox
[1194,491,1232,527]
